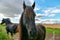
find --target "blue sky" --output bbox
[0,0,60,23]
[34,0,60,19]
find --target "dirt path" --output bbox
[45,33,60,40]
[13,33,20,40]
[13,33,60,40]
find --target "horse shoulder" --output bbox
[36,24,45,35]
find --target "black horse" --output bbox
[20,2,46,40]
[1,18,18,36]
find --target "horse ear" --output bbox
[32,2,35,9]
[23,1,26,9]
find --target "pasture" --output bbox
[0,24,60,40]
[44,24,60,40]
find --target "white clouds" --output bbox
[29,0,34,5]
[35,19,60,24]
[29,0,34,3]
[0,0,23,17]
[35,7,60,24]
[48,14,55,17]
[0,0,60,24]
[0,13,4,21]
[35,18,58,24]
[0,0,35,23]
[34,7,40,11]
[44,8,60,14]
[0,13,4,18]
[0,0,35,17]
[35,7,60,18]
[42,7,60,17]
[0,0,38,23]
[42,19,60,24]
[24,0,34,6]
[50,9,60,13]
[35,14,44,18]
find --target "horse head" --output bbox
[1,18,11,25]
[21,1,37,39]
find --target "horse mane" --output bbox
[19,12,29,40]
[7,18,12,24]
[20,12,23,26]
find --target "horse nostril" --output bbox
[30,31,33,36]
[30,31,32,36]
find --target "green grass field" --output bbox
[0,24,60,40]
[46,27,60,34]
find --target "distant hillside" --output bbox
[35,19,60,24]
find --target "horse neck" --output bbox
[20,12,23,26]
